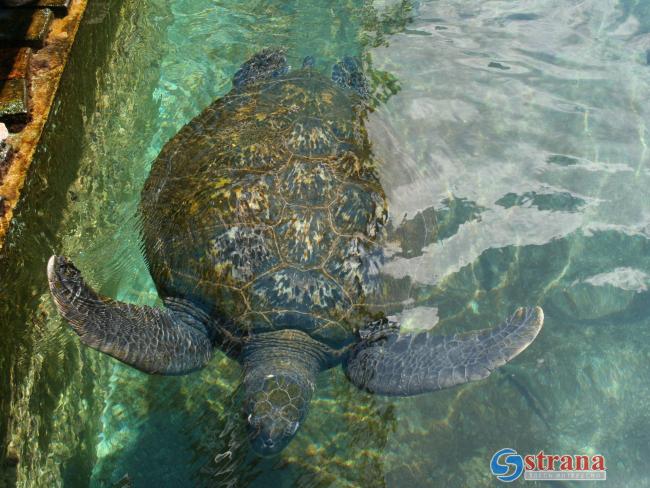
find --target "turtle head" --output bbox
[241,331,327,456]
[243,368,314,456]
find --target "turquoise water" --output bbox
[1,0,650,486]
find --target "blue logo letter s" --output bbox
[490,448,524,482]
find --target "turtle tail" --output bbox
[47,255,214,375]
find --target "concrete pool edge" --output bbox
[0,0,88,250]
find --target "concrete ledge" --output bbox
[0,0,88,249]
[14,0,71,15]
[0,79,29,127]
[0,48,32,80]
[0,8,54,48]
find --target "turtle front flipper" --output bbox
[233,48,289,89]
[47,255,214,375]
[344,307,544,396]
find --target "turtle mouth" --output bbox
[246,414,301,457]
[249,434,285,457]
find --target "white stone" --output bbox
[0,123,8,142]
[391,306,439,332]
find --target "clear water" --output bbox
[1,0,650,486]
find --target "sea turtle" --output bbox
[47,49,544,456]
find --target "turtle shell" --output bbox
[140,69,387,348]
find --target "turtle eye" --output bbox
[285,421,299,436]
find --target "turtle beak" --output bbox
[245,409,301,456]
[243,370,312,456]
[248,419,299,457]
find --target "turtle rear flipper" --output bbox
[344,307,544,396]
[332,56,370,99]
[47,255,214,375]
[233,48,289,89]
[302,56,315,68]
